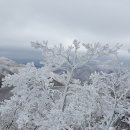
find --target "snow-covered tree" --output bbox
[0,40,127,130]
[87,65,130,129]
[0,64,57,129]
[31,40,121,113]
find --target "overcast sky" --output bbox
[0,0,130,57]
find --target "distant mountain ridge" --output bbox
[0,57,25,101]
[0,57,25,76]
[54,60,115,83]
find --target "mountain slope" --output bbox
[0,57,25,101]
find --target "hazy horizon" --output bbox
[1,0,130,58]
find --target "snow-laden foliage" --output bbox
[87,67,130,129]
[0,64,57,129]
[31,40,121,70]
[1,40,130,130]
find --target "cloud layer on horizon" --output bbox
[0,0,130,56]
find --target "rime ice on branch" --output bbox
[1,40,129,130]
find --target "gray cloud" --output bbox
[0,0,130,56]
